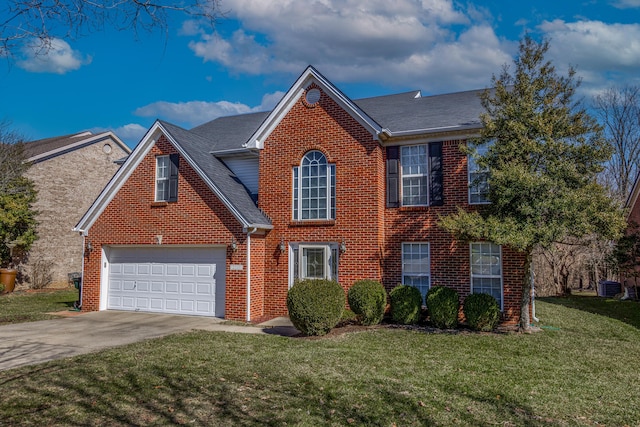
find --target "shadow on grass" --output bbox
[2,361,439,426]
[539,295,640,330]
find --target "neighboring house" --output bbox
[23,131,131,287]
[621,174,640,292]
[74,66,527,325]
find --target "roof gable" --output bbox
[74,121,272,234]
[25,131,131,162]
[245,66,383,150]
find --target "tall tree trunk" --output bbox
[520,250,533,331]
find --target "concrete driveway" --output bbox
[0,311,298,371]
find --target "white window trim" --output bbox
[155,155,170,202]
[400,144,429,207]
[288,242,338,288]
[468,144,491,205]
[292,152,336,220]
[401,242,431,299]
[470,242,503,310]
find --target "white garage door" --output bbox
[107,246,226,317]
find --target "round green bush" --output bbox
[463,293,500,331]
[426,286,459,329]
[389,285,422,324]
[347,279,387,326]
[287,279,345,336]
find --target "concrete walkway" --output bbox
[0,311,298,371]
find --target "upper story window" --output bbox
[155,154,179,202]
[401,145,429,206]
[387,142,443,208]
[293,151,336,220]
[468,144,490,204]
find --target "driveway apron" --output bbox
[0,311,297,371]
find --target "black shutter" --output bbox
[168,153,179,202]
[429,142,443,206]
[386,146,400,207]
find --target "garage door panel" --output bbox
[181,265,195,276]
[107,246,225,317]
[196,283,212,294]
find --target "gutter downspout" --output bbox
[245,227,258,322]
[77,232,87,310]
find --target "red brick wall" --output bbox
[81,136,249,320]
[258,86,385,316]
[383,140,525,324]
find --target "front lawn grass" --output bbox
[0,288,78,325]
[0,296,639,426]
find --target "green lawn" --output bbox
[0,288,78,325]
[0,296,639,426]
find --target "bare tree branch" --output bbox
[594,86,640,203]
[0,0,223,57]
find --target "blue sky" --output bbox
[1,0,639,147]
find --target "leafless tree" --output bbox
[0,120,29,195]
[0,0,222,57]
[594,86,640,203]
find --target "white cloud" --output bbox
[134,91,285,127]
[611,0,640,8]
[17,38,91,74]
[91,123,148,147]
[539,19,640,90]
[187,0,509,93]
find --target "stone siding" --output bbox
[24,138,128,287]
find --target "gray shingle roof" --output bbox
[191,111,270,153]
[354,88,485,134]
[24,131,94,159]
[158,120,272,228]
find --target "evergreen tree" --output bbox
[440,36,625,330]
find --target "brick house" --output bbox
[23,131,131,287]
[74,66,526,324]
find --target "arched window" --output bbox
[293,151,336,220]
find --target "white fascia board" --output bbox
[28,131,132,163]
[73,122,163,233]
[381,130,482,146]
[246,66,383,150]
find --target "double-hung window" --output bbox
[293,151,336,220]
[468,144,490,204]
[401,145,429,206]
[155,154,179,202]
[470,242,503,309]
[386,143,443,207]
[289,243,339,287]
[402,243,430,299]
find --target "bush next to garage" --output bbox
[463,293,500,332]
[286,279,344,336]
[426,286,459,329]
[389,285,422,325]
[347,279,387,326]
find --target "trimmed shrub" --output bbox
[389,285,422,324]
[287,279,345,336]
[426,286,459,329]
[463,293,500,331]
[347,279,387,326]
